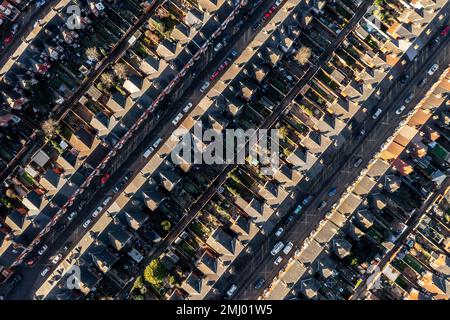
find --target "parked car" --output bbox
[271,241,285,256]
[26,257,39,266]
[395,105,406,115]
[404,92,415,104]
[143,147,154,159]
[172,113,183,125]
[230,50,238,57]
[40,267,50,277]
[36,0,46,7]
[318,200,327,210]
[62,242,72,252]
[274,256,283,265]
[67,211,77,221]
[92,206,103,218]
[294,204,302,215]
[199,81,210,93]
[13,274,22,283]
[183,102,193,113]
[285,215,294,226]
[440,25,450,37]
[226,284,238,298]
[11,24,19,35]
[283,242,294,255]
[302,195,313,205]
[102,196,112,206]
[254,278,265,289]
[275,227,284,237]
[430,37,440,48]
[153,138,162,149]
[37,245,48,256]
[372,108,382,120]
[399,74,410,84]
[427,64,439,76]
[51,254,62,265]
[82,219,92,229]
[113,181,125,193]
[353,158,363,168]
[418,78,428,87]
[214,42,223,52]
[328,187,337,197]
[358,129,366,137]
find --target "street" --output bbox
[232,33,450,300]
[0,0,283,300]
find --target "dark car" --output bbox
[318,200,327,210]
[302,195,313,205]
[440,25,450,37]
[430,37,440,48]
[254,278,265,289]
[399,74,410,84]
[328,187,337,197]
[418,78,428,87]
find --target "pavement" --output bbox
[231,31,450,300]
[0,0,280,300]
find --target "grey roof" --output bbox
[207,228,236,257]
[143,190,165,211]
[5,210,26,231]
[89,244,118,274]
[124,211,148,230]
[108,229,133,251]
[300,278,321,299]
[332,238,352,259]
[197,251,219,275]
[316,257,336,279]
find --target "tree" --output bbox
[278,126,288,140]
[161,220,172,232]
[100,72,114,88]
[145,30,160,45]
[5,188,19,200]
[144,259,168,286]
[85,47,100,61]
[42,118,57,137]
[113,62,128,79]
[295,46,312,65]
[168,275,177,286]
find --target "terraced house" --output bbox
[0,0,448,303]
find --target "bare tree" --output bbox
[100,72,114,88]
[42,118,57,137]
[295,46,312,65]
[113,62,128,79]
[85,47,100,61]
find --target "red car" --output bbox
[100,173,110,185]
[4,34,13,45]
[26,256,39,267]
[440,25,450,37]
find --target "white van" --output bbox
[143,147,154,158]
[372,108,382,120]
[283,242,294,255]
[271,241,285,256]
